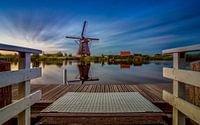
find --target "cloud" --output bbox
[0,0,200,55]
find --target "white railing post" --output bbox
[173,52,186,125]
[162,44,200,125]
[18,52,31,125]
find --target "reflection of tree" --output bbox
[101,61,105,67]
[32,61,40,67]
[42,60,64,68]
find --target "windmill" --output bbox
[65,21,99,56]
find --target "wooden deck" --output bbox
[13,83,172,102]
[12,83,172,125]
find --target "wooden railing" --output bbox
[0,43,42,125]
[162,44,200,125]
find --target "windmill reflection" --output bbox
[67,61,99,84]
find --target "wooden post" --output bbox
[188,60,200,106]
[173,52,186,125]
[187,60,200,125]
[63,68,68,84]
[17,53,31,125]
[0,60,12,125]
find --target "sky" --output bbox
[0,0,200,55]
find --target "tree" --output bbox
[56,52,63,57]
[68,54,72,57]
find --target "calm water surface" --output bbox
[11,61,173,84]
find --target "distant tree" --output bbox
[101,54,104,58]
[32,54,40,58]
[56,52,63,57]
[68,54,72,57]
[14,53,18,56]
[142,55,150,60]
[64,53,68,56]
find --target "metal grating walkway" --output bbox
[42,92,162,113]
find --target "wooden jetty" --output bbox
[17,83,173,125]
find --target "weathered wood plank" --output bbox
[163,90,200,124]
[0,68,41,88]
[0,43,42,54]
[163,68,200,88]
[0,90,42,125]
[162,44,200,54]
[188,61,200,108]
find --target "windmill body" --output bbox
[66,21,99,56]
[78,39,90,56]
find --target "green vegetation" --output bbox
[0,52,199,64]
[32,52,74,62]
[0,53,18,62]
[187,53,200,61]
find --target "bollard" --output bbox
[63,68,68,84]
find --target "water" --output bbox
[11,60,173,84]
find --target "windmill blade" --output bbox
[86,78,99,81]
[81,21,87,38]
[74,40,80,45]
[65,36,81,39]
[68,79,81,83]
[87,37,99,41]
[75,73,80,79]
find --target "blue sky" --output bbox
[0,0,200,55]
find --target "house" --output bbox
[120,51,131,56]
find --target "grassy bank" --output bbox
[0,52,199,63]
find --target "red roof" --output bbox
[120,51,131,56]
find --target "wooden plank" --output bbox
[0,43,42,54]
[0,90,42,125]
[163,68,200,88]
[162,44,200,54]
[0,68,41,88]
[163,90,200,124]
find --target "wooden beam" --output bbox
[0,90,42,125]
[163,68,200,88]
[172,52,186,125]
[0,43,42,54]
[18,52,31,125]
[163,90,200,124]
[162,44,200,54]
[0,68,41,88]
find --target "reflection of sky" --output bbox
[0,0,200,55]
[10,61,173,84]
